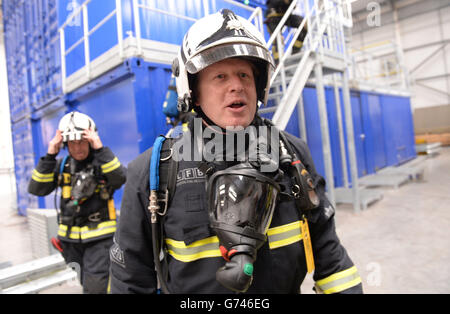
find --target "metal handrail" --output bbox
[268,0,351,90]
[269,3,315,87]
[59,0,265,93]
[59,0,123,93]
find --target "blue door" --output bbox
[361,93,387,173]
[345,91,368,178]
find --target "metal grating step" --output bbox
[335,187,384,211]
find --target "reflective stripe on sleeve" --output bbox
[267,220,302,249]
[315,266,362,294]
[101,157,121,174]
[31,169,54,183]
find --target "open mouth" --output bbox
[228,102,245,109]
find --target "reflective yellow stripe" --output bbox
[267,221,303,249]
[32,169,54,183]
[316,266,362,294]
[166,221,304,262]
[58,224,68,237]
[58,220,116,240]
[101,157,121,174]
[166,236,221,262]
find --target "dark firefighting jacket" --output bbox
[265,0,292,17]
[28,147,126,243]
[110,120,363,294]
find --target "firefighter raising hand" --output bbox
[47,129,63,155]
[83,127,103,150]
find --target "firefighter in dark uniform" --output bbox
[110,10,362,294]
[265,0,308,64]
[28,111,126,294]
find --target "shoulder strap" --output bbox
[149,136,178,212]
[160,138,178,206]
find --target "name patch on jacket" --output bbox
[177,167,205,186]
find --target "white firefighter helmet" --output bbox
[58,111,97,142]
[172,9,275,113]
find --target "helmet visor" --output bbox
[185,43,274,74]
[208,168,279,236]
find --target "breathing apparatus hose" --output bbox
[149,136,171,294]
[150,213,170,294]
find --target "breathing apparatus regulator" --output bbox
[149,9,320,294]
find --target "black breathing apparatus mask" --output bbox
[66,166,98,214]
[206,161,281,292]
[203,125,321,292]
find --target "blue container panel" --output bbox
[85,0,119,62]
[380,95,416,165]
[324,87,345,187]
[348,91,368,178]
[3,1,31,123]
[360,93,387,173]
[11,118,38,215]
[138,0,202,45]
[302,86,347,188]
[338,91,368,183]
[302,87,325,180]
[135,64,173,151]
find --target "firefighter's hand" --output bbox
[48,130,63,155]
[83,127,103,150]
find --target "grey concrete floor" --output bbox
[1,148,449,294]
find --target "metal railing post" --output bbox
[116,0,124,59]
[59,28,66,94]
[132,0,142,56]
[82,4,90,79]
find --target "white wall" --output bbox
[0,5,17,208]
[351,0,450,111]
[0,6,13,169]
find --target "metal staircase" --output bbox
[265,0,382,212]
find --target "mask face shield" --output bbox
[207,168,279,238]
[206,162,280,293]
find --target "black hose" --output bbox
[151,220,170,294]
